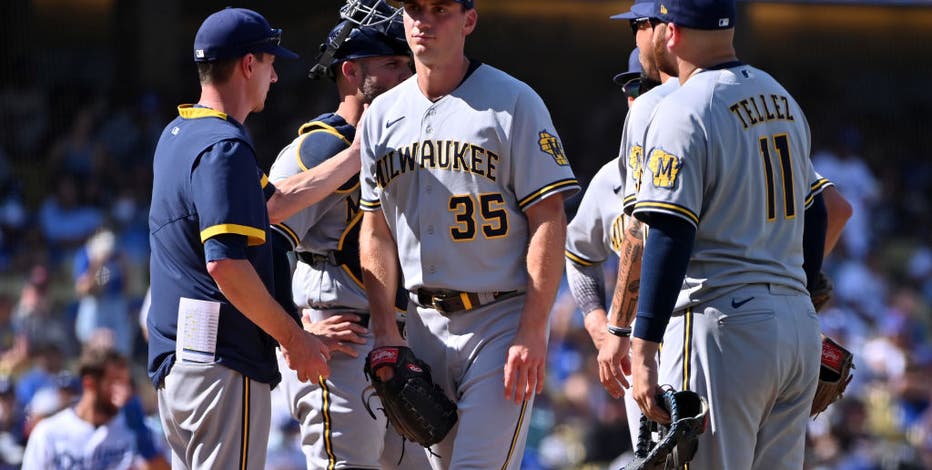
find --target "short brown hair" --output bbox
[78,347,128,381]
[197,57,238,85]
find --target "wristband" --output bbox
[607,325,632,337]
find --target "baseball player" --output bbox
[268,11,430,469]
[598,0,682,402]
[626,1,828,468]
[565,47,642,363]
[564,50,647,455]
[565,2,680,456]
[147,8,332,469]
[357,0,579,468]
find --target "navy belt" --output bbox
[415,289,520,315]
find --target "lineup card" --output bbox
[176,297,220,363]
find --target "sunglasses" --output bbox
[243,28,283,51]
[629,17,652,34]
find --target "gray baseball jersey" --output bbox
[633,64,826,306]
[634,63,824,470]
[565,79,682,458]
[360,63,580,293]
[360,61,579,469]
[620,79,680,215]
[268,115,425,470]
[269,114,368,311]
[565,157,626,267]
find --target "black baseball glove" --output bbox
[623,388,709,470]
[363,346,457,447]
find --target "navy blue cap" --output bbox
[194,8,299,62]
[330,20,410,64]
[611,0,656,20]
[456,0,475,8]
[655,0,736,30]
[613,48,643,86]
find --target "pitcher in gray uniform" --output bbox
[268,9,430,469]
[358,1,579,468]
[627,1,828,469]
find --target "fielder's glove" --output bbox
[363,346,457,447]
[809,271,834,312]
[623,388,709,470]
[811,334,854,417]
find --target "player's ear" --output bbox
[666,23,681,50]
[240,53,257,79]
[341,60,361,86]
[463,9,478,36]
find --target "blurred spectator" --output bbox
[14,344,65,410]
[11,265,77,358]
[21,347,135,469]
[73,228,135,355]
[37,173,103,257]
[833,254,889,328]
[96,103,143,169]
[21,387,62,442]
[0,146,26,271]
[0,377,23,468]
[812,127,880,260]
[0,295,16,356]
[48,107,107,180]
[265,416,305,470]
[0,57,49,158]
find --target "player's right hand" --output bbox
[371,331,407,381]
[597,334,631,399]
[281,329,331,382]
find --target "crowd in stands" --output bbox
[0,65,928,470]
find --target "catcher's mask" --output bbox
[309,0,407,79]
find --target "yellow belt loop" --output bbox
[460,292,474,310]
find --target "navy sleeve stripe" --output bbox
[518,179,580,210]
[805,178,832,209]
[632,201,700,226]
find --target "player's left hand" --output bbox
[631,337,670,424]
[504,326,547,404]
[302,312,369,348]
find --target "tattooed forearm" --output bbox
[609,217,644,326]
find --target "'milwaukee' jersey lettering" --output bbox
[374,140,500,187]
[360,63,579,293]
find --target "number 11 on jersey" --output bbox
[759,133,795,221]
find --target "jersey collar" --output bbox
[702,60,744,71]
[177,104,230,121]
